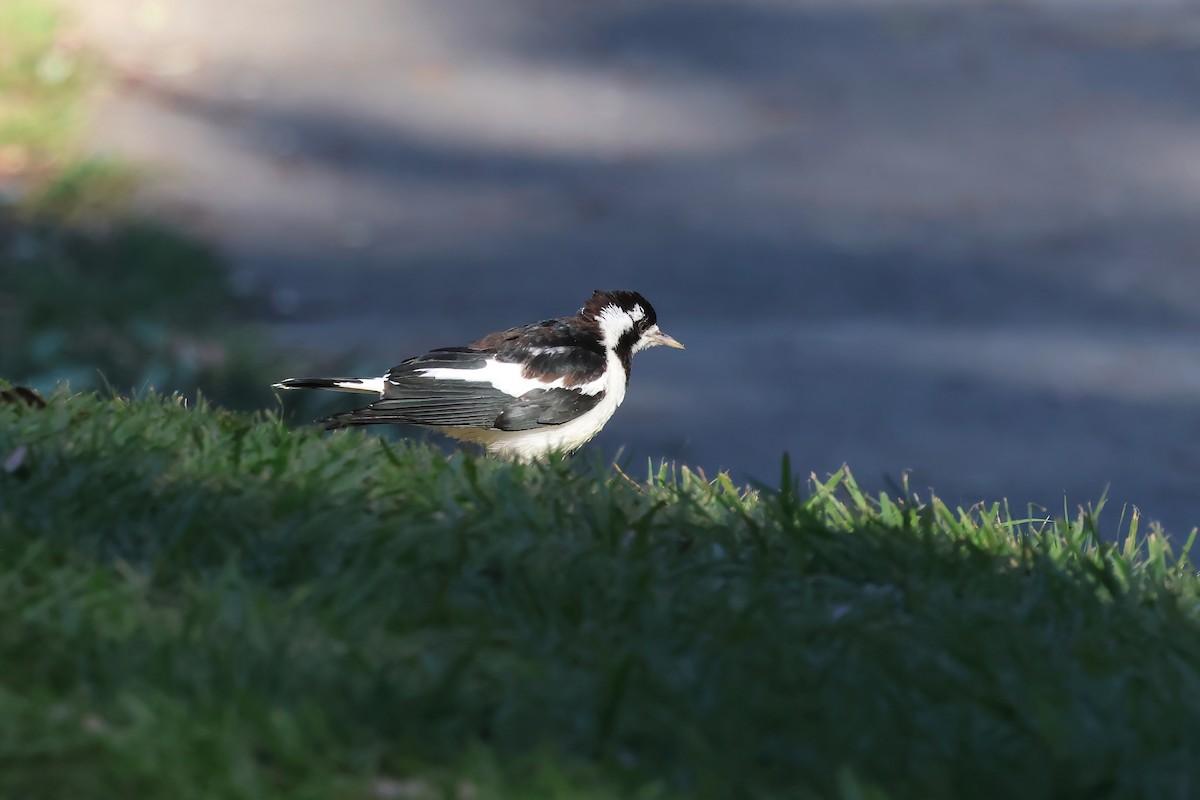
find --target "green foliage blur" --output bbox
[0,0,92,166]
[0,2,279,409]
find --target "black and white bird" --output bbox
[273,290,684,460]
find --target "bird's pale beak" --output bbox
[650,329,686,350]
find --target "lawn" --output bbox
[2,390,1198,799]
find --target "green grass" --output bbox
[2,390,1198,799]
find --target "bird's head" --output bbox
[581,289,685,356]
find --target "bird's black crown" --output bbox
[581,289,657,330]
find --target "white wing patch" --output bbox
[413,357,606,396]
[334,378,386,394]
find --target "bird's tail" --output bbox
[272,377,385,395]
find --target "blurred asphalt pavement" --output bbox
[69,0,1200,533]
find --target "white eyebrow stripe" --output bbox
[596,305,635,347]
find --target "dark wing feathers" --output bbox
[472,319,606,387]
[324,379,515,429]
[326,326,604,431]
[323,319,609,432]
[387,347,489,376]
[494,389,604,431]
[520,345,605,387]
[326,399,502,429]
[323,384,606,431]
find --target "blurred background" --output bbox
[4,0,1199,533]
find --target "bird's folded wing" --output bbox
[353,381,515,428]
[493,388,604,430]
[390,343,606,386]
[312,344,610,431]
[323,379,604,431]
[388,347,492,375]
[469,323,610,389]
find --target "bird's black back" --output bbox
[469,317,608,387]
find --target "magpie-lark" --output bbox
[273,290,684,460]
